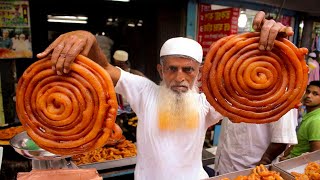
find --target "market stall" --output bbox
[0,125,215,179]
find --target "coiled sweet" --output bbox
[202,32,308,124]
[16,55,120,155]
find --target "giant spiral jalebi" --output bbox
[202,32,309,124]
[16,55,120,155]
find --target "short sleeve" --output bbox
[308,119,320,141]
[201,94,222,128]
[270,109,298,145]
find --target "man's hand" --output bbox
[253,11,294,51]
[256,143,287,165]
[279,155,290,161]
[37,30,96,75]
[310,141,320,151]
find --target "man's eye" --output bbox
[168,67,177,72]
[183,67,194,73]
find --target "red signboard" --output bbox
[197,4,240,56]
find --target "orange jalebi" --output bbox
[16,55,120,155]
[292,162,320,180]
[202,32,309,124]
[72,139,137,165]
[0,126,25,140]
[221,164,284,180]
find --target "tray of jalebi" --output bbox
[206,164,294,180]
[273,149,320,179]
[71,139,137,170]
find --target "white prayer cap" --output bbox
[309,52,316,58]
[160,37,203,63]
[113,50,128,62]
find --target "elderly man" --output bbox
[37,11,293,180]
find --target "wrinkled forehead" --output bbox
[161,55,199,65]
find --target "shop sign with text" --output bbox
[197,4,239,56]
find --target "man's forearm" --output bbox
[258,143,287,165]
[88,40,121,85]
[88,40,109,67]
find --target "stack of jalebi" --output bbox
[202,32,309,124]
[291,162,320,180]
[16,55,120,155]
[220,164,284,180]
[72,139,137,165]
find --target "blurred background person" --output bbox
[307,52,320,83]
[11,33,19,45]
[12,33,32,57]
[280,80,320,161]
[214,109,298,175]
[12,33,31,52]
[113,50,145,77]
[96,35,114,63]
[0,29,13,49]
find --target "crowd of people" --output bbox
[0,29,31,52]
[27,10,320,180]
[0,29,32,58]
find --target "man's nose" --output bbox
[175,70,185,82]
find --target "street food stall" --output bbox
[0,14,311,179]
[0,123,215,179]
[3,125,320,180]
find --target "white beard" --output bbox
[157,81,200,131]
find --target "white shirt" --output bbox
[115,70,222,180]
[214,109,298,175]
[12,40,31,52]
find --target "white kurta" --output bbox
[115,70,222,180]
[214,109,298,175]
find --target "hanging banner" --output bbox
[0,0,32,59]
[197,4,239,56]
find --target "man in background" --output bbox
[113,50,145,77]
[0,29,13,49]
[281,80,320,160]
[96,35,113,63]
[307,52,320,83]
[214,109,298,175]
